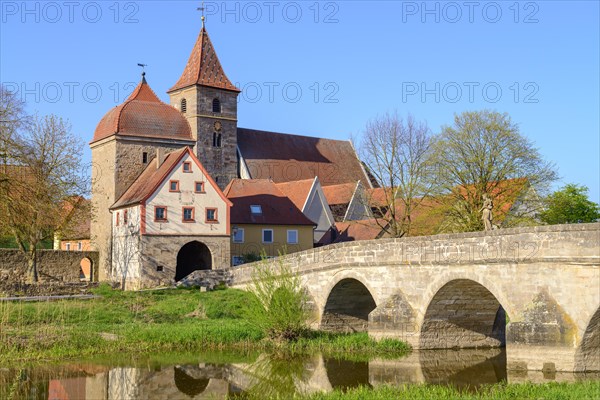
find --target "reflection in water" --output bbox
[325,359,371,391]
[419,348,507,391]
[173,366,210,397]
[1,350,598,399]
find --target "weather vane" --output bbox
[137,63,148,80]
[198,1,205,28]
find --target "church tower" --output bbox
[168,21,240,190]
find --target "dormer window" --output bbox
[181,98,187,113]
[212,98,221,113]
[250,205,262,214]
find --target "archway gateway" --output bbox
[79,257,93,281]
[175,241,212,281]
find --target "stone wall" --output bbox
[169,85,239,190]
[0,249,99,284]
[137,235,230,289]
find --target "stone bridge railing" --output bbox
[231,223,599,286]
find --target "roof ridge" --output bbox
[238,127,347,142]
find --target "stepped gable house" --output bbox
[90,20,371,285]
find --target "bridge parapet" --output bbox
[231,223,599,285]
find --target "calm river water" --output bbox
[2,349,598,399]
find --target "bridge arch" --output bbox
[319,270,380,307]
[320,272,377,333]
[420,278,507,349]
[419,272,516,325]
[575,306,600,372]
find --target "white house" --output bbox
[110,146,232,289]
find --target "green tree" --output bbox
[433,110,558,232]
[540,184,600,224]
[0,112,88,282]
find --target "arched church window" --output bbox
[213,132,217,147]
[181,98,187,113]
[212,98,221,113]
[217,134,222,147]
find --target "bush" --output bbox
[245,255,309,341]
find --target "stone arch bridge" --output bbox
[231,223,600,373]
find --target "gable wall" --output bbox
[145,153,229,236]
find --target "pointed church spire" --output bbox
[168,22,240,93]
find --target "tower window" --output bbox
[212,98,221,113]
[181,98,187,113]
[213,132,222,147]
[142,152,148,163]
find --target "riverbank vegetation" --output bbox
[0,285,409,364]
[303,381,600,400]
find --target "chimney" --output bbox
[156,148,166,169]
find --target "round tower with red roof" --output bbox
[90,73,195,279]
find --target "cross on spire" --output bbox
[197,1,205,28]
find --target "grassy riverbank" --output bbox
[303,381,600,400]
[0,285,409,363]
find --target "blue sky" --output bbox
[1,1,598,201]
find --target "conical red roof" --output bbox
[91,75,194,144]
[168,27,240,93]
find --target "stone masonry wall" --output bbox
[138,235,230,288]
[170,85,239,190]
[0,249,99,284]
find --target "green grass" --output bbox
[0,285,410,363]
[300,382,600,400]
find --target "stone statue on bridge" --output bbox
[480,194,494,231]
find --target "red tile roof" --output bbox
[367,187,399,208]
[387,179,531,236]
[59,197,91,240]
[334,219,385,242]
[322,182,357,206]
[453,178,530,216]
[237,128,371,187]
[223,179,316,226]
[168,27,240,93]
[91,76,193,144]
[274,178,315,211]
[112,147,188,209]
